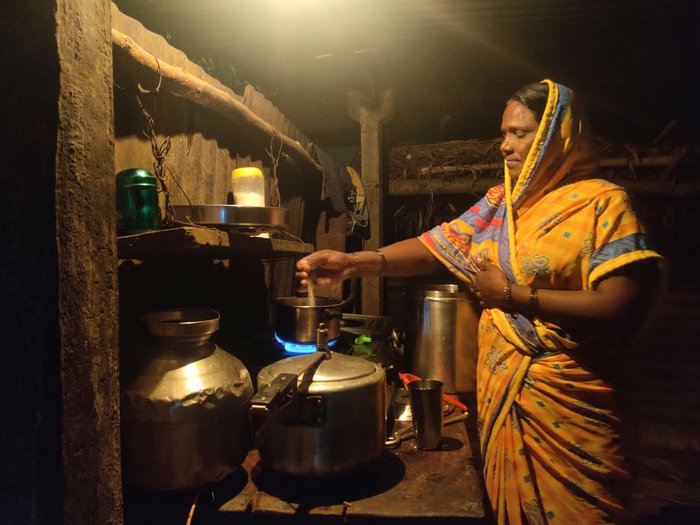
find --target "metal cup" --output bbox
[407,379,443,450]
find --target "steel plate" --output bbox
[172,204,289,235]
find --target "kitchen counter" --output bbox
[123,399,485,525]
[217,418,485,524]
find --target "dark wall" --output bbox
[1,1,122,524]
[0,2,64,523]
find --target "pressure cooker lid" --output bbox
[258,352,378,384]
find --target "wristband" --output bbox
[351,252,360,268]
[529,287,539,309]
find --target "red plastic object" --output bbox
[398,372,469,413]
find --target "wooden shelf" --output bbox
[217,421,483,522]
[118,226,313,259]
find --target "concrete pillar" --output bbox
[1,1,122,523]
[348,89,394,315]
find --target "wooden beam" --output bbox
[111,29,322,180]
[389,176,700,197]
[391,152,699,197]
[415,155,676,177]
[389,177,500,196]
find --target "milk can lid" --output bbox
[116,168,157,187]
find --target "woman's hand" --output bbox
[472,257,511,309]
[295,250,356,292]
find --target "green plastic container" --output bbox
[116,168,161,235]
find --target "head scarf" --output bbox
[506,79,599,212]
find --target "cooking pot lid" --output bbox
[275,296,344,308]
[258,352,377,384]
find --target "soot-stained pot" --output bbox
[250,350,386,477]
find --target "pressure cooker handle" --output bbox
[249,373,298,448]
[249,350,332,448]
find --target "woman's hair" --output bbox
[508,83,550,122]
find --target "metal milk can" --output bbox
[403,283,480,394]
[120,308,253,491]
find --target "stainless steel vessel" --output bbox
[121,308,254,491]
[403,284,480,394]
[274,296,351,344]
[251,350,387,477]
[172,204,288,235]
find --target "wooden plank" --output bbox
[111,28,322,180]
[389,176,498,196]
[389,175,700,197]
[414,155,675,178]
[118,226,313,259]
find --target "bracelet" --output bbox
[529,287,539,309]
[503,281,512,303]
[374,249,387,271]
[351,252,360,268]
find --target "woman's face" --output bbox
[499,100,540,180]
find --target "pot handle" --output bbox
[322,294,354,321]
[337,294,354,308]
[385,433,401,449]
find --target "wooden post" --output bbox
[348,89,394,315]
[314,211,348,301]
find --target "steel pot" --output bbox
[250,349,387,477]
[121,308,254,491]
[274,295,352,344]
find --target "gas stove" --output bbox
[232,314,400,385]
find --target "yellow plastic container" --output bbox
[230,167,265,207]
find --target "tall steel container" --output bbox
[403,284,480,394]
[121,308,253,491]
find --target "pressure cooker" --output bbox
[250,337,387,477]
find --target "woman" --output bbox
[296,80,662,524]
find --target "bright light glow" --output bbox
[182,362,204,392]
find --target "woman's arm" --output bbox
[295,238,442,291]
[474,258,659,329]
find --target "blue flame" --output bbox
[274,333,338,355]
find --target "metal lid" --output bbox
[231,166,264,178]
[405,282,467,293]
[116,168,157,187]
[143,308,220,338]
[405,282,472,300]
[258,351,379,385]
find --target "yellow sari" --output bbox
[420,80,662,524]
